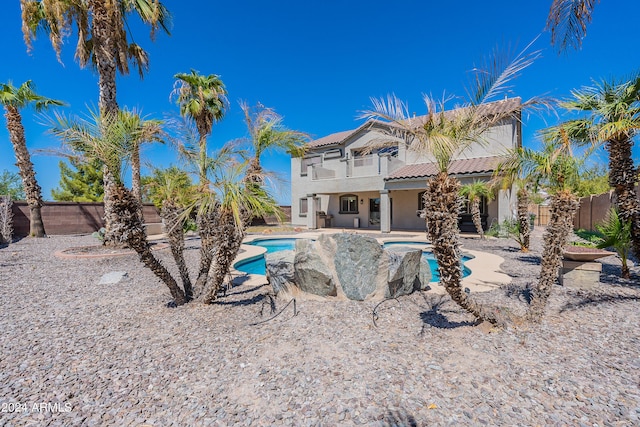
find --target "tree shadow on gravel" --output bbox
[213,293,267,307]
[418,296,476,329]
[226,282,269,296]
[503,283,533,303]
[381,408,418,427]
[559,291,640,313]
[514,254,541,265]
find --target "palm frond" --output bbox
[547,0,599,52]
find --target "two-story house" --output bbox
[291,98,521,232]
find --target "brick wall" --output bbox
[11,202,161,237]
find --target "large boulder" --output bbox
[267,233,424,301]
[385,246,422,298]
[332,233,385,300]
[293,239,337,297]
[418,256,433,290]
[265,250,295,294]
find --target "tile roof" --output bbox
[386,156,504,181]
[306,129,355,148]
[305,98,521,150]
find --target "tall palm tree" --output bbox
[172,70,228,184]
[48,108,188,305]
[557,74,640,262]
[547,0,600,52]
[21,0,171,245]
[459,180,494,239]
[0,80,64,237]
[240,102,308,184]
[362,46,543,326]
[516,140,582,321]
[172,71,228,292]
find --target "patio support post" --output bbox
[306,193,317,230]
[380,189,390,233]
[498,187,513,223]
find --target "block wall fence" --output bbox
[11,202,161,237]
[573,184,640,232]
[9,202,292,237]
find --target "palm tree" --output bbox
[240,102,308,184]
[171,72,228,293]
[362,46,543,326]
[48,108,188,305]
[596,208,632,279]
[0,80,64,237]
[557,74,640,263]
[21,0,171,245]
[459,180,494,238]
[145,166,196,299]
[118,109,165,207]
[192,158,282,304]
[516,140,582,321]
[172,70,228,184]
[546,0,599,52]
[495,149,543,252]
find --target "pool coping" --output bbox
[232,231,511,294]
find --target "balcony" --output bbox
[307,154,405,181]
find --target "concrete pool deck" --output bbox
[233,230,511,294]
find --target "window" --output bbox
[418,191,426,210]
[301,156,322,175]
[462,197,487,214]
[323,148,342,159]
[339,194,358,214]
[377,146,399,157]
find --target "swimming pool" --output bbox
[235,238,471,282]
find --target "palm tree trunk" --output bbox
[470,197,484,238]
[111,183,187,306]
[528,190,579,321]
[194,208,218,298]
[201,212,247,304]
[90,0,123,247]
[4,106,46,237]
[161,202,193,301]
[198,134,209,185]
[517,187,530,252]
[425,173,504,326]
[101,167,123,246]
[89,0,118,116]
[607,137,640,262]
[131,144,144,222]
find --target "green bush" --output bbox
[574,228,604,245]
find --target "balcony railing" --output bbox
[308,154,404,180]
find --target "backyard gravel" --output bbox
[0,228,639,426]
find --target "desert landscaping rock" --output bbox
[293,239,337,297]
[385,246,422,297]
[97,271,128,285]
[0,228,638,426]
[284,234,425,301]
[265,251,295,294]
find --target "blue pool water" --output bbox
[235,239,472,282]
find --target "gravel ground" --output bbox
[0,228,639,426]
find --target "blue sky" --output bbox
[1,0,639,204]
